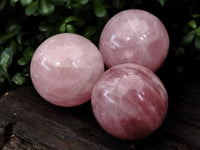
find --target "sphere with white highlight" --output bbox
[31,33,104,107]
[91,63,168,140]
[99,9,169,72]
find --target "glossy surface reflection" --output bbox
[31,33,104,107]
[91,63,168,140]
[99,9,169,72]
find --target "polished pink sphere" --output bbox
[31,33,104,107]
[91,63,168,140]
[99,9,169,72]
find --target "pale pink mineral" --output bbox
[99,9,169,72]
[91,63,168,140]
[31,33,104,107]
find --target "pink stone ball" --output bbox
[99,9,169,72]
[91,63,168,140]
[30,33,104,107]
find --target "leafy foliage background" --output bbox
[0,0,200,95]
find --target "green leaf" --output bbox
[23,47,34,58]
[66,24,77,33]
[22,66,30,76]
[174,47,185,55]
[194,36,200,50]
[59,23,66,33]
[158,0,167,6]
[188,20,197,29]
[65,0,72,9]
[93,0,106,18]
[0,52,9,73]
[76,0,89,5]
[181,31,195,47]
[17,57,30,66]
[192,14,200,18]
[17,47,34,66]
[20,0,32,6]
[6,24,21,33]
[195,26,200,36]
[72,3,82,9]
[64,16,84,27]
[25,0,38,16]
[10,0,19,7]
[12,73,26,85]
[83,26,97,38]
[39,22,56,37]
[0,0,7,11]
[9,40,18,55]
[0,26,21,44]
[39,22,52,32]
[16,33,23,44]
[39,0,55,16]
[64,16,80,24]
[0,48,13,73]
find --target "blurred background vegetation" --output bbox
[0,0,200,95]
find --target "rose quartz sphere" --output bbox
[91,63,168,140]
[30,33,104,107]
[99,9,169,72]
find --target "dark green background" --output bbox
[0,0,200,95]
